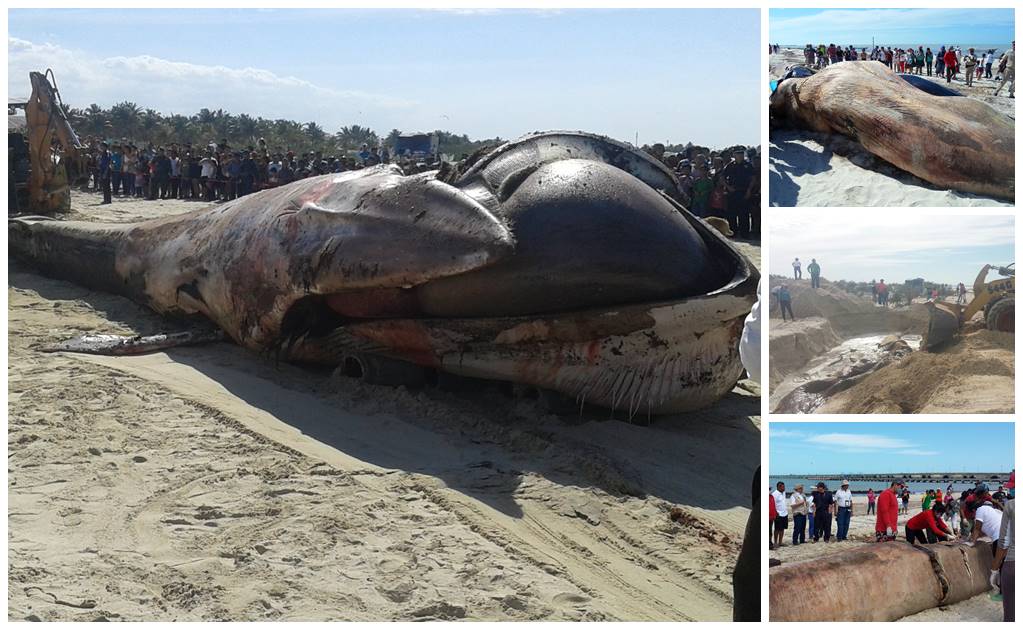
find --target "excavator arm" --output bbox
[24,70,87,214]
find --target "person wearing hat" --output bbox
[875,479,902,542]
[835,480,854,541]
[992,473,1014,621]
[789,484,808,545]
[811,482,834,542]
[771,481,789,549]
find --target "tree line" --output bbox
[60,101,504,157]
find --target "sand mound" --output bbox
[768,317,840,388]
[770,277,875,319]
[818,329,1014,414]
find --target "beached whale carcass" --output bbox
[9,131,758,416]
[769,540,994,621]
[770,61,1014,200]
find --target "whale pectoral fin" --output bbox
[39,329,225,356]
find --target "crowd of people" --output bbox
[640,143,760,240]
[770,474,1015,621]
[87,137,434,205]
[84,134,760,240]
[796,40,1015,96]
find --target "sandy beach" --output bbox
[769,495,1002,622]
[769,49,1014,207]
[8,190,760,621]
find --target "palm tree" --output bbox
[109,101,142,139]
[334,124,379,150]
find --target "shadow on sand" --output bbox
[10,266,760,518]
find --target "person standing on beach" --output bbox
[768,486,777,550]
[925,48,934,76]
[772,482,789,549]
[811,483,835,542]
[867,488,876,515]
[835,481,854,541]
[790,485,808,545]
[963,49,979,87]
[97,142,112,205]
[792,258,802,279]
[944,47,958,83]
[876,480,901,542]
[871,279,878,304]
[807,258,821,289]
[994,41,1015,98]
[922,489,935,511]
[804,44,814,66]
[985,50,995,79]
[906,503,954,544]
[992,484,1014,622]
[901,487,910,514]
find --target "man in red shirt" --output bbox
[876,480,902,541]
[944,48,959,83]
[906,504,954,544]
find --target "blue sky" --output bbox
[770,8,1014,47]
[770,423,1015,475]
[8,8,760,147]
[770,213,1014,285]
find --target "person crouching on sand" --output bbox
[905,502,954,544]
[875,480,902,542]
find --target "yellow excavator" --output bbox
[924,263,1014,350]
[9,69,87,214]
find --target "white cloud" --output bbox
[8,37,414,129]
[896,450,941,456]
[806,433,914,450]
[770,429,808,439]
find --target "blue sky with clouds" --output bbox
[770,213,1015,285]
[770,423,1015,475]
[770,8,1014,47]
[9,8,760,147]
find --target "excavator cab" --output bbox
[924,263,1014,350]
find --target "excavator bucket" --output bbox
[923,301,961,350]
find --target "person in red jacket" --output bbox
[768,490,778,549]
[906,503,954,544]
[944,47,959,83]
[876,479,902,541]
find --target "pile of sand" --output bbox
[768,317,840,387]
[819,329,1014,414]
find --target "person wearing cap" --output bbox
[992,475,1014,621]
[876,480,901,542]
[789,484,808,545]
[905,502,953,544]
[771,482,789,549]
[972,485,1004,545]
[811,482,834,542]
[835,481,854,541]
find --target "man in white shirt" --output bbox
[772,481,789,549]
[792,258,802,279]
[835,480,854,541]
[974,493,1004,543]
